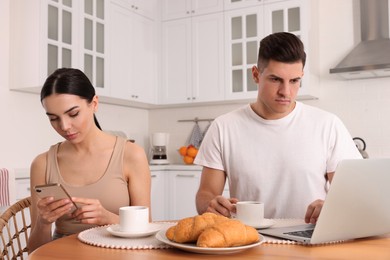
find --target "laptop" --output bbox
[259,158,390,244]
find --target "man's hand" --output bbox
[305,199,324,224]
[206,196,238,217]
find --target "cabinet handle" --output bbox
[151,174,157,178]
[177,174,195,177]
[192,97,196,100]
[186,11,190,14]
[192,10,195,13]
[187,97,191,100]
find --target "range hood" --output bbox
[329,0,390,79]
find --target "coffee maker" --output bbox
[150,132,170,165]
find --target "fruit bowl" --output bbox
[178,145,199,164]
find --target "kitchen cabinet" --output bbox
[162,0,223,21]
[9,0,108,95]
[224,0,310,100]
[150,171,167,221]
[224,0,262,10]
[10,0,77,92]
[263,0,310,97]
[150,165,231,221]
[81,0,108,96]
[126,0,158,20]
[168,170,201,220]
[224,6,264,100]
[109,0,158,103]
[161,12,225,104]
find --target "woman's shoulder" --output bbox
[123,140,146,160]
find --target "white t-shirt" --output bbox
[194,102,362,219]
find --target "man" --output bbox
[194,32,361,224]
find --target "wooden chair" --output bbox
[0,197,32,260]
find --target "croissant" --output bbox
[166,212,229,243]
[197,219,260,248]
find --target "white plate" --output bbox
[250,219,276,229]
[155,229,264,254]
[107,223,162,238]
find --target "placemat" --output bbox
[78,222,176,249]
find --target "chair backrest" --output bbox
[0,197,32,260]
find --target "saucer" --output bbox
[107,223,162,238]
[250,219,276,229]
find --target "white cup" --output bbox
[119,206,149,232]
[235,201,264,227]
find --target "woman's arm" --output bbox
[124,142,151,218]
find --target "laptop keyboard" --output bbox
[284,229,314,238]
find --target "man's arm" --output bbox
[196,166,238,217]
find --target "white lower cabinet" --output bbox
[150,166,230,221]
[150,171,167,221]
[168,170,201,220]
[150,169,201,221]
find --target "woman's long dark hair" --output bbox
[41,68,102,130]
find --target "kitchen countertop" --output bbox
[12,164,202,179]
[149,164,202,171]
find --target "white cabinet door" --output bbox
[161,12,224,104]
[109,2,157,103]
[10,0,79,92]
[263,0,309,97]
[224,0,263,10]
[191,13,225,103]
[162,0,223,21]
[161,18,192,104]
[132,0,158,20]
[150,171,167,221]
[9,0,108,95]
[224,6,264,100]
[80,0,108,95]
[168,171,201,220]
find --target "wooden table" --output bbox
[29,232,390,259]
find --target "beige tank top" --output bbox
[46,136,130,235]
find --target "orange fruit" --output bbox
[187,146,198,158]
[178,146,187,156]
[183,155,194,164]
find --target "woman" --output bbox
[28,68,151,252]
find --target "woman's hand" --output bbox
[37,197,75,225]
[71,197,119,225]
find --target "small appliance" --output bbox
[150,132,170,165]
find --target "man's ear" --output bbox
[252,66,260,84]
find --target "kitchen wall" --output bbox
[2,0,390,169]
[0,0,149,170]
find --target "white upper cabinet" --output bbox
[161,12,224,104]
[109,0,158,103]
[81,0,108,96]
[10,0,78,92]
[162,0,223,21]
[224,0,263,10]
[112,0,158,20]
[224,6,264,100]
[224,0,309,100]
[263,0,310,97]
[9,0,108,95]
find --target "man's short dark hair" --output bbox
[257,32,306,71]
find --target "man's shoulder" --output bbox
[299,102,337,119]
[215,104,250,122]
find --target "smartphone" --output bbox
[34,183,78,211]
